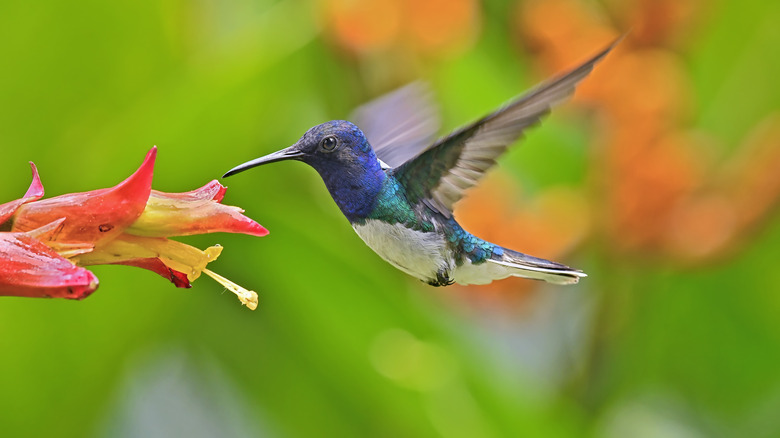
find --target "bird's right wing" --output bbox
[351,82,441,168]
[393,39,619,217]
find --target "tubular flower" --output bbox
[0,220,99,299]
[0,147,267,310]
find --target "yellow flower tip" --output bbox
[243,291,259,311]
[205,244,223,261]
[202,268,258,311]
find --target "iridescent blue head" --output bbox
[223,120,387,221]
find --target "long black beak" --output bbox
[223,146,304,178]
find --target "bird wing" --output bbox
[350,82,441,168]
[393,39,618,217]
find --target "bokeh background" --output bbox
[1,0,779,437]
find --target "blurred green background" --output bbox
[1,0,779,437]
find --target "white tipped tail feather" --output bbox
[454,248,586,286]
[488,248,585,285]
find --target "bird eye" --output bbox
[320,136,338,151]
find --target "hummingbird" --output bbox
[224,41,616,287]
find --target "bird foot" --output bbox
[427,269,455,287]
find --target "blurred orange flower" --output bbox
[322,0,479,56]
[511,0,780,261]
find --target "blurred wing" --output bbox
[350,82,440,168]
[394,39,618,216]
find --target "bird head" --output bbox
[223,120,377,178]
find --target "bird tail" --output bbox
[487,247,586,285]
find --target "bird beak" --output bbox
[223,145,304,178]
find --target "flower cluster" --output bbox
[0,147,267,310]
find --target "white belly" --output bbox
[352,220,450,282]
[353,220,579,286]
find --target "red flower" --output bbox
[0,162,44,223]
[0,147,267,310]
[0,220,99,299]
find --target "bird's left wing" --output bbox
[393,39,618,217]
[351,82,440,168]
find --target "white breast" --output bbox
[352,220,450,282]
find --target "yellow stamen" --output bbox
[74,235,222,282]
[74,234,257,310]
[202,268,258,310]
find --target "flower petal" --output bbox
[112,258,192,288]
[24,217,96,257]
[0,230,99,299]
[0,162,45,225]
[11,147,156,245]
[125,180,269,238]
